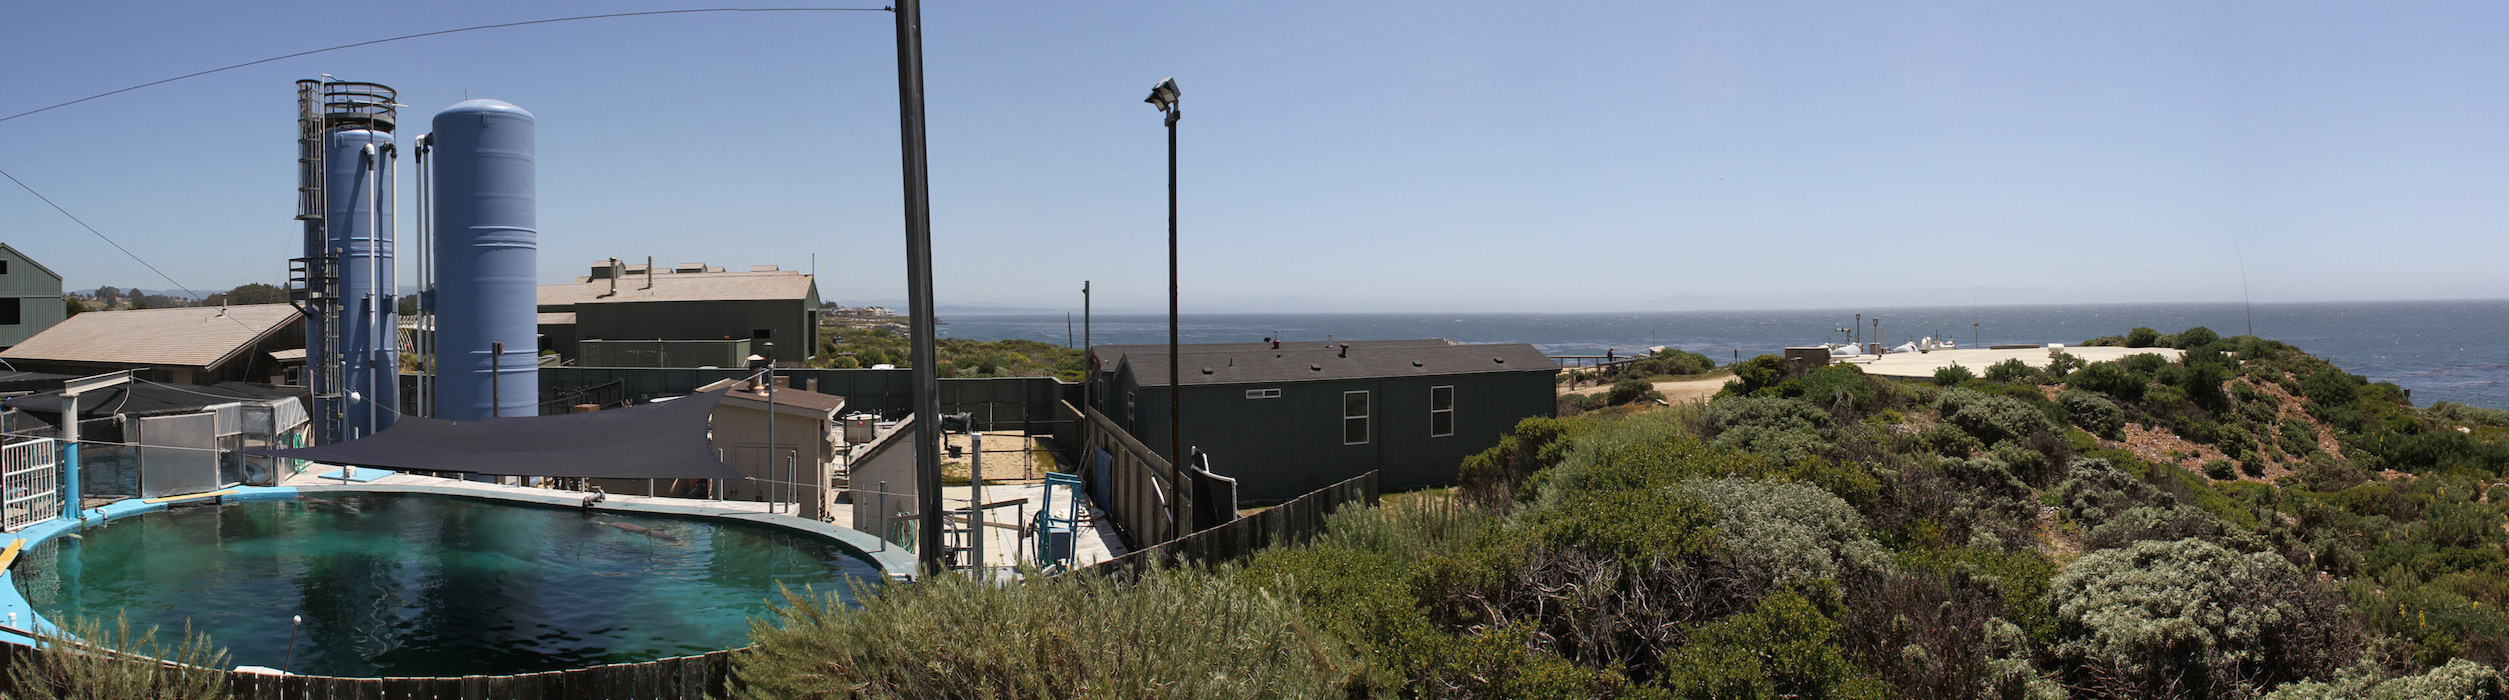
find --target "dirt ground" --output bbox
[937,431,1058,483]
[1559,375,1732,405]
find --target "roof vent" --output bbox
[1494,357,1506,364]
[1338,345,1348,358]
[1201,367,1213,375]
[1412,360,1423,367]
[1310,364,1322,371]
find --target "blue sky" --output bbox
[2,2,2504,314]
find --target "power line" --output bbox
[0,7,892,126]
[0,166,211,305]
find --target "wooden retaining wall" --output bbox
[0,642,743,699]
[1085,470,1378,578]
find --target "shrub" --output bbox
[1700,395,1830,435]
[1934,364,1976,387]
[2302,369,2360,407]
[1710,426,1832,468]
[1460,416,1582,506]
[1606,378,1661,406]
[2069,361,2147,403]
[2045,351,2087,379]
[1983,358,2041,384]
[2080,505,2252,552]
[2058,389,2125,439]
[1939,389,2057,448]
[2125,327,2161,348]
[2174,326,2221,349]
[4,615,230,700]
[2431,401,2509,428]
[1669,478,1893,591]
[1652,590,1888,700]
[2049,538,2353,698]
[1788,364,1876,410]
[732,566,1350,698]
[2052,457,2171,527]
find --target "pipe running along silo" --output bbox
[296,80,400,441]
[429,100,538,421]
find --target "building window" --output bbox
[1344,390,1370,445]
[1245,388,1281,400]
[753,329,773,339]
[1431,385,1454,437]
[1,260,9,274]
[0,298,18,326]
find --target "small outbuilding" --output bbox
[0,243,67,350]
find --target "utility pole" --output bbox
[893,0,946,572]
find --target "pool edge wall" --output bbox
[0,482,916,650]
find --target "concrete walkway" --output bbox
[1844,345,2184,380]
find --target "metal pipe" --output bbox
[366,142,382,436]
[491,341,503,417]
[894,0,945,573]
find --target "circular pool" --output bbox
[9,493,883,677]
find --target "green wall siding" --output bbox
[571,299,813,364]
[1126,370,1556,501]
[0,246,65,347]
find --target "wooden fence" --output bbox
[1085,470,1378,578]
[1049,400,1184,550]
[0,642,741,699]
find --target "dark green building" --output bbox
[537,260,820,366]
[0,243,67,349]
[1092,339,1556,501]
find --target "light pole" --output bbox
[1146,77,1185,539]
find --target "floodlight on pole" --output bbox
[1147,76,1185,539]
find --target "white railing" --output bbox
[2,438,61,532]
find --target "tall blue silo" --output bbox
[292,80,399,443]
[429,99,538,422]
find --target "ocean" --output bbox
[934,300,2509,411]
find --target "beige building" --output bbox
[594,377,843,518]
[0,304,303,384]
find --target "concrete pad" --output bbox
[1845,345,2184,380]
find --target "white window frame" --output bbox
[1430,385,1455,437]
[1245,388,1282,400]
[1343,390,1370,445]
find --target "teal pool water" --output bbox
[9,494,881,677]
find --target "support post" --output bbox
[894,0,946,572]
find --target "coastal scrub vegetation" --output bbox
[731,326,2509,697]
[812,325,1085,380]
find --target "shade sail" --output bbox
[251,389,745,480]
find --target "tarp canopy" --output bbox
[251,388,745,480]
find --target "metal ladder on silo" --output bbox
[287,80,347,445]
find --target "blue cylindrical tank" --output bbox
[430,99,538,422]
[324,127,398,438]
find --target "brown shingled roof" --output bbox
[538,270,816,307]
[0,304,300,369]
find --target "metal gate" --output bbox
[1,438,61,532]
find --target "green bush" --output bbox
[1701,395,1830,435]
[1606,378,1661,406]
[2049,538,2353,698]
[1669,478,1892,590]
[1652,590,1887,700]
[2431,401,2509,428]
[2081,505,2252,552]
[2045,351,2088,379]
[4,614,230,700]
[2125,327,2161,348]
[1983,358,2042,384]
[2058,389,2125,439]
[2174,326,2221,349]
[1934,364,1976,387]
[1459,416,1583,506]
[2052,457,2171,527]
[732,566,1350,698]
[2069,361,2147,403]
[1939,388,2058,448]
[2302,369,2360,407]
